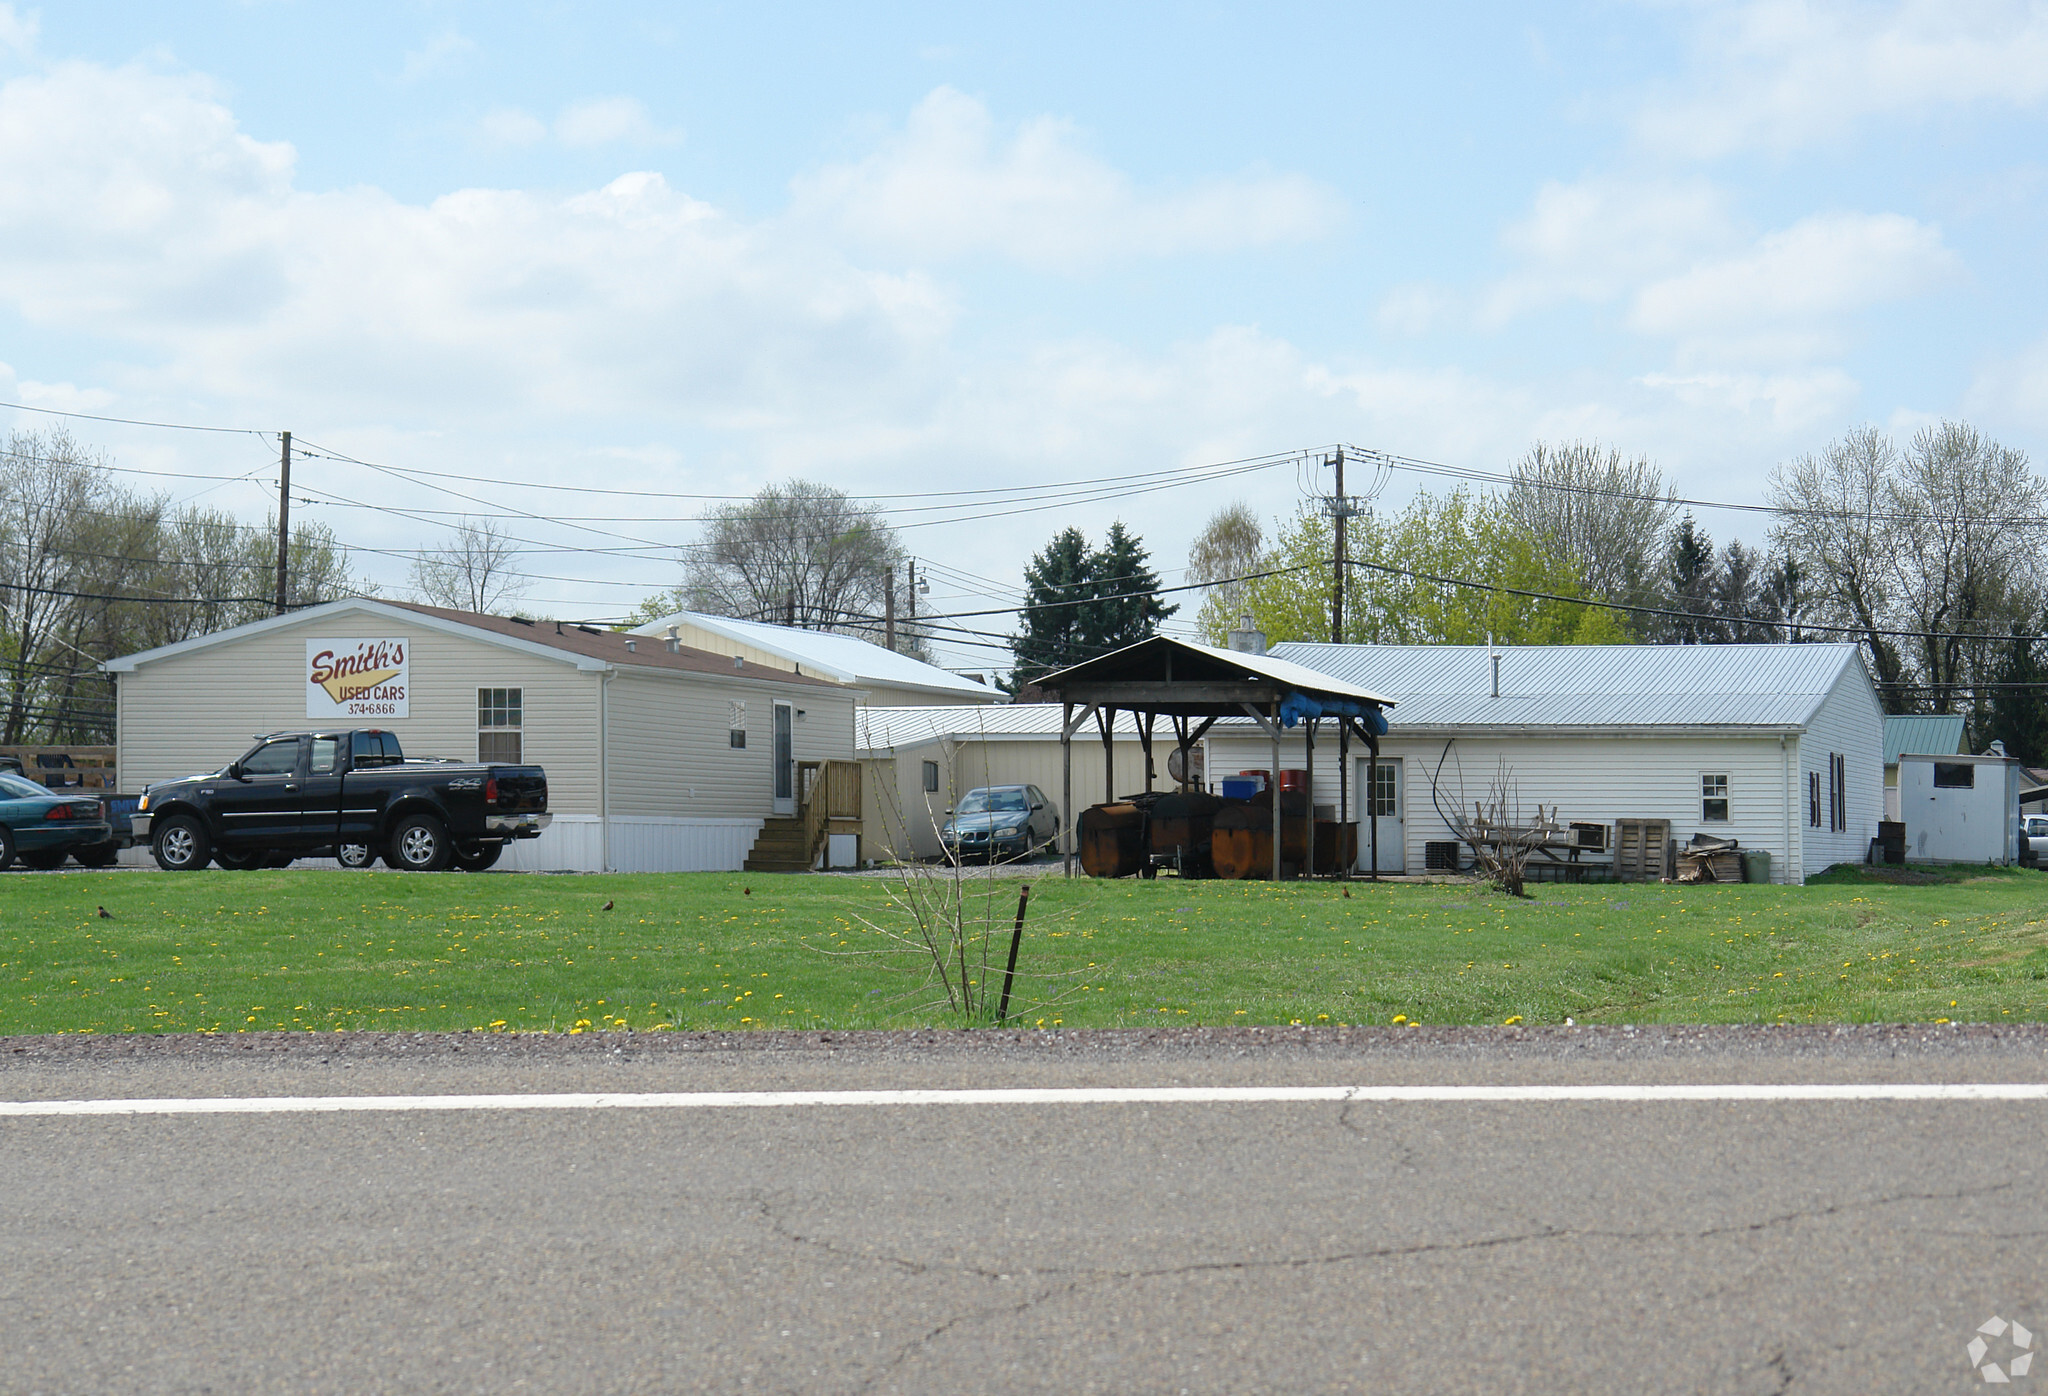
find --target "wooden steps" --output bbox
[743,816,814,873]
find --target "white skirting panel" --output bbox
[114,814,767,874]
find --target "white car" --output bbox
[2024,814,2048,865]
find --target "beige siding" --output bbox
[601,666,858,819]
[864,735,1150,860]
[1206,730,1806,883]
[114,620,602,812]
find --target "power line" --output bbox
[0,398,270,437]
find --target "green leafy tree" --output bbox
[1187,502,1264,644]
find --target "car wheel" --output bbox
[213,849,265,871]
[153,815,211,871]
[75,843,119,868]
[19,848,67,871]
[336,843,376,869]
[453,841,503,872]
[0,826,13,871]
[388,814,453,872]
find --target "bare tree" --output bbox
[1187,502,1265,643]
[1505,441,1676,631]
[683,479,908,642]
[0,428,111,741]
[410,517,528,614]
[1768,425,1907,693]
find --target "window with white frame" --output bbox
[478,688,522,763]
[1701,773,1729,823]
[729,700,747,749]
[1368,762,1397,818]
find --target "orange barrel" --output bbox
[1278,769,1309,793]
[1078,802,1146,879]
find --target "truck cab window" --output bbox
[243,740,301,777]
[311,737,341,774]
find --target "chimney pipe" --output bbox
[1490,652,1500,699]
[1228,613,1267,657]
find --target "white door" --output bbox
[1356,756,1404,873]
[771,702,796,816]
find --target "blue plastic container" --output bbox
[1219,776,1262,801]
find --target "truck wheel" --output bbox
[453,841,503,872]
[336,843,376,869]
[213,849,264,871]
[389,814,453,872]
[0,826,13,871]
[153,815,211,871]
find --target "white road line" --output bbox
[3,1084,2047,1116]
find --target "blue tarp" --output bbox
[1277,691,1388,734]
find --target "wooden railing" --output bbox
[0,746,117,790]
[797,759,863,867]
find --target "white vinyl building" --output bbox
[1204,642,1885,884]
[855,705,1151,860]
[104,598,856,872]
[629,609,999,707]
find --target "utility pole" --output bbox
[1330,446,1345,644]
[884,565,897,652]
[274,431,292,615]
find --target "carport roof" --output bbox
[1036,636,1394,718]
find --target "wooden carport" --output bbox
[1036,638,1394,879]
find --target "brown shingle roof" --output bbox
[383,601,841,690]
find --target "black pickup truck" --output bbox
[134,729,549,872]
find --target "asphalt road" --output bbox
[2,1026,2044,1395]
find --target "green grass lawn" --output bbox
[2,864,2045,1036]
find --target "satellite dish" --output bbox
[1167,745,1204,786]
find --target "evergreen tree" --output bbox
[1005,527,1095,692]
[1081,522,1175,655]
[1988,610,2048,765]
[1659,514,1721,643]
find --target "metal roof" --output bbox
[631,609,996,700]
[856,704,1145,753]
[1882,713,1966,765]
[1265,641,1868,732]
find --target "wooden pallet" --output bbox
[1614,819,1672,883]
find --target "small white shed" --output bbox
[1206,642,1885,884]
[1896,752,2023,865]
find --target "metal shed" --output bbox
[1036,637,1394,879]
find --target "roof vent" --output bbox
[664,625,681,654]
[623,638,636,653]
[733,655,744,669]
[1227,613,1266,656]
[1490,652,1501,699]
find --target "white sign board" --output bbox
[306,638,409,719]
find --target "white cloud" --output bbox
[555,96,681,149]
[400,29,476,84]
[0,4,36,58]
[1376,282,1455,336]
[1481,176,1734,324]
[1628,211,1957,349]
[1964,334,2048,429]
[1638,0,2048,158]
[1635,367,1861,431]
[476,107,547,147]
[793,86,1343,270]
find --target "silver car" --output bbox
[940,785,1059,862]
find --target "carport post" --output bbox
[1061,702,1074,879]
[1368,734,1379,883]
[1270,698,1282,881]
[1098,705,1115,804]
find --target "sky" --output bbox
[2,0,2046,675]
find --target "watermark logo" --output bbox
[1968,1317,2035,1383]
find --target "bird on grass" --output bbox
[601,900,614,912]
[97,906,113,919]
[743,887,751,896]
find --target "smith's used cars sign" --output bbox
[306,639,409,719]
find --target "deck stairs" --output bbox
[743,815,814,873]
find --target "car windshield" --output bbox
[958,789,1028,815]
[0,772,47,799]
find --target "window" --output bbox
[1701,773,1729,823]
[1933,762,1974,789]
[923,760,940,793]
[729,729,746,749]
[311,736,340,774]
[242,739,301,777]
[729,700,746,749]
[351,731,399,768]
[1829,753,1847,832]
[1369,762,1397,818]
[478,687,522,763]
[1808,771,1822,828]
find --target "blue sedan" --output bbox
[0,773,114,870]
